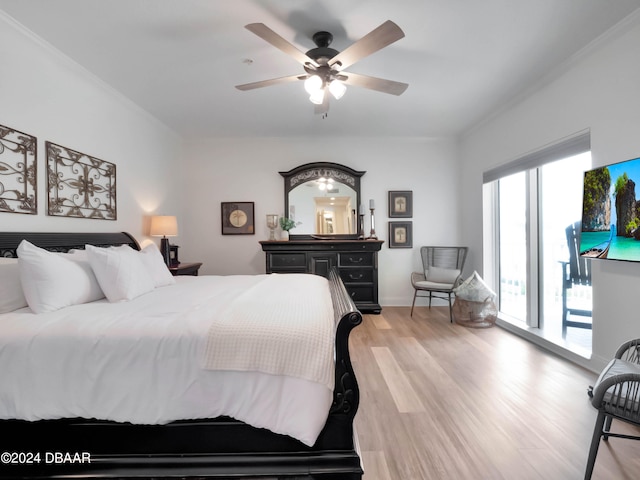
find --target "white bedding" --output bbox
[203,273,335,389]
[0,274,336,446]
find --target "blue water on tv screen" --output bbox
[580,156,640,261]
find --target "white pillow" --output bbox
[0,258,28,313]
[16,240,105,314]
[425,266,461,285]
[139,244,175,287]
[86,244,155,302]
[454,271,497,302]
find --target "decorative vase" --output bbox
[281,230,290,241]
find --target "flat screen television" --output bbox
[580,156,640,261]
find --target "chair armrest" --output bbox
[558,260,570,283]
[614,338,640,363]
[591,359,640,422]
[411,271,425,287]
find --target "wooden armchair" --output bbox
[561,222,592,336]
[584,338,640,479]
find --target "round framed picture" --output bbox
[221,202,255,235]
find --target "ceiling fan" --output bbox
[235,20,408,116]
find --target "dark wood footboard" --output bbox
[0,232,363,479]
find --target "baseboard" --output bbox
[495,318,606,373]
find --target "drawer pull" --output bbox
[348,273,364,280]
[348,256,364,263]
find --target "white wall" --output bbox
[0,9,462,308]
[459,12,640,371]
[180,136,460,305]
[0,13,182,241]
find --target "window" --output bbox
[483,132,592,355]
[498,172,527,321]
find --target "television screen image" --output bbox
[580,156,640,261]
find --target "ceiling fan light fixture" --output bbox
[329,80,346,100]
[309,88,325,105]
[304,75,323,94]
[236,21,408,114]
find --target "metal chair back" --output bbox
[421,246,468,272]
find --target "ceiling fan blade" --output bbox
[245,23,318,67]
[340,72,408,96]
[329,20,405,70]
[235,74,307,91]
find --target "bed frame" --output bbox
[0,232,363,480]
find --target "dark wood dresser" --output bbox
[260,239,383,313]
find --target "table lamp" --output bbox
[150,215,178,266]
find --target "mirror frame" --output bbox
[280,162,366,240]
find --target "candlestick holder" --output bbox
[266,214,279,241]
[366,208,378,240]
[358,214,365,239]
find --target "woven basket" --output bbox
[452,297,497,328]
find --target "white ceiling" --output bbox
[2,0,640,138]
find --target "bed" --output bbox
[0,231,363,480]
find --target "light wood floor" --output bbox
[352,306,640,480]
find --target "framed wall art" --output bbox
[221,202,255,235]
[0,124,37,215]
[388,190,412,218]
[46,141,117,220]
[389,221,413,248]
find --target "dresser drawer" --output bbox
[340,268,374,284]
[269,253,306,268]
[346,285,375,303]
[339,252,374,267]
[260,239,383,313]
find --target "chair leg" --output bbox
[448,293,453,323]
[428,292,432,308]
[562,285,568,338]
[410,290,418,317]
[603,415,613,441]
[584,411,606,480]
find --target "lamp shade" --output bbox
[150,215,178,237]
[309,88,325,105]
[329,80,346,100]
[304,75,322,94]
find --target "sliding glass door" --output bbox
[487,146,592,354]
[498,172,528,322]
[539,153,592,347]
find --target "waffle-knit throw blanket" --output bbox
[202,274,335,390]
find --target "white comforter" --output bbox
[0,274,336,446]
[203,273,335,389]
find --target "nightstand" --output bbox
[169,262,202,276]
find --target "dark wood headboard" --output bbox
[0,232,140,258]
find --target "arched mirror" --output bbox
[280,162,365,239]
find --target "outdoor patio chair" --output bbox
[561,221,592,336]
[584,338,640,479]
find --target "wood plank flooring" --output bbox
[352,306,640,480]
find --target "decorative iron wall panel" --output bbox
[0,124,37,215]
[46,142,116,220]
